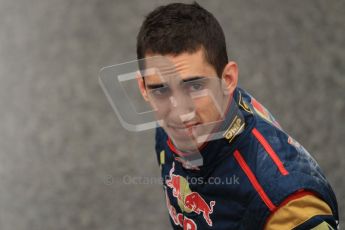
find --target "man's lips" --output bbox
[168,122,200,129]
[168,122,199,129]
[167,123,201,138]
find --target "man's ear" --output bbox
[221,61,238,94]
[136,71,149,101]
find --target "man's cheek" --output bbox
[198,103,221,123]
[156,108,172,125]
[197,109,211,124]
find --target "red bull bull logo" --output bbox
[166,163,216,227]
[184,192,215,226]
[165,190,197,230]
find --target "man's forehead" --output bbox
[143,50,216,84]
[143,68,213,85]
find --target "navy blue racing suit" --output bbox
[155,87,339,230]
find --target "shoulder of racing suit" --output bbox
[233,88,339,229]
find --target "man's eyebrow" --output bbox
[146,76,207,89]
[182,76,207,83]
[146,83,167,89]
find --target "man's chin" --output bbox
[169,136,203,152]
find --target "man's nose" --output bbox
[169,92,195,122]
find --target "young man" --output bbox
[136,3,339,229]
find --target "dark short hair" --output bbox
[136,2,228,78]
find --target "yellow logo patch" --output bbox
[223,115,245,143]
[238,91,252,113]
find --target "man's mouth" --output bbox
[167,122,201,138]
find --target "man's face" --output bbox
[139,49,230,151]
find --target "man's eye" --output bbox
[188,83,205,92]
[150,87,170,97]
